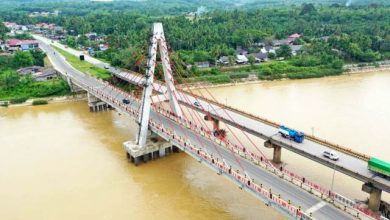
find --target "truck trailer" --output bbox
[278,125,305,143]
[368,157,390,177]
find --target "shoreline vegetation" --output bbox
[0,93,87,108]
[0,50,71,103]
[182,65,390,89]
[1,65,388,107]
[1,2,389,105]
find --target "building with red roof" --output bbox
[288,33,302,43]
[6,39,39,51]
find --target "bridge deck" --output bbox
[100,52,390,194]
[36,38,359,220]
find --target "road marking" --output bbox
[306,201,327,214]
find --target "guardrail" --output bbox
[81,82,313,219]
[183,91,371,161]
[150,105,380,220]
[148,120,313,220]
[48,45,379,220]
[49,36,371,162]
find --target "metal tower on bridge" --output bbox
[136,22,182,146]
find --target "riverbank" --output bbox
[183,65,390,89]
[0,93,87,108]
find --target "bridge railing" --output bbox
[182,91,371,161]
[147,120,313,220]
[149,105,380,220]
[62,68,378,220]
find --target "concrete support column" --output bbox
[159,148,166,157]
[362,182,382,211]
[264,140,282,163]
[153,151,159,159]
[143,154,150,163]
[368,188,382,211]
[273,145,282,164]
[134,156,141,166]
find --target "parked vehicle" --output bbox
[368,157,390,177]
[278,125,304,143]
[323,150,339,161]
[194,101,201,107]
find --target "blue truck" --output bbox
[278,125,305,143]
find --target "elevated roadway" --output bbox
[36,35,389,194]
[35,37,359,220]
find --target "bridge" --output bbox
[34,23,389,220]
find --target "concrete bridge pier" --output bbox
[123,131,173,166]
[87,92,108,112]
[264,140,282,164]
[362,182,382,211]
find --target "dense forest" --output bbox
[1,2,389,83]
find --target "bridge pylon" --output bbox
[124,23,182,165]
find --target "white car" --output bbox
[323,150,339,161]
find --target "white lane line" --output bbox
[306,201,327,214]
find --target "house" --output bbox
[252,42,265,47]
[86,32,98,41]
[34,69,57,81]
[99,44,109,51]
[218,56,230,65]
[255,52,268,62]
[265,45,276,54]
[288,33,301,43]
[290,45,303,56]
[2,22,18,30]
[236,54,248,64]
[236,46,248,55]
[17,66,57,81]
[246,52,268,63]
[272,39,290,47]
[17,66,44,76]
[246,53,260,63]
[194,61,210,68]
[0,40,5,51]
[6,39,39,51]
[34,23,55,30]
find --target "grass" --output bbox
[0,68,71,101]
[257,62,344,80]
[44,56,53,68]
[53,46,112,80]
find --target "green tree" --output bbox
[65,36,77,48]
[0,21,8,40]
[228,55,235,66]
[30,50,46,66]
[0,71,20,90]
[300,3,316,15]
[276,45,292,59]
[12,51,34,68]
[248,55,256,66]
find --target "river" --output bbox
[0,70,389,219]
